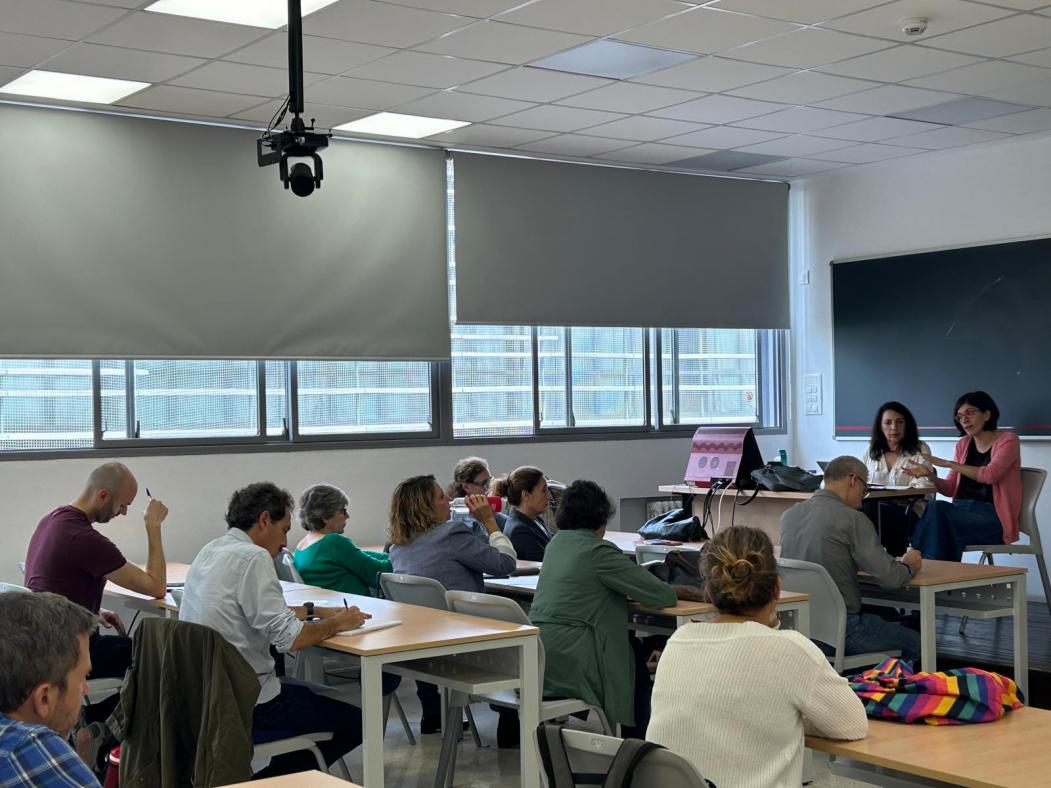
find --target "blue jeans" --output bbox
[912,499,1003,561]
[845,612,921,665]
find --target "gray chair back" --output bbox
[552,728,709,788]
[777,557,846,667]
[0,582,29,593]
[634,544,676,566]
[170,588,184,608]
[1019,467,1046,544]
[379,573,448,610]
[275,549,305,583]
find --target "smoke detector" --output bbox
[901,17,928,36]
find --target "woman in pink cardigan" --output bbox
[905,391,1021,561]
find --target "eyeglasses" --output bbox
[955,408,980,420]
[468,477,491,491]
[849,474,873,496]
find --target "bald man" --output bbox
[24,463,169,683]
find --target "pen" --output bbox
[145,488,152,499]
[343,598,348,609]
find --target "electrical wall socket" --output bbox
[804,373,822,415]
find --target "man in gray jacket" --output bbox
[780,455,922,663]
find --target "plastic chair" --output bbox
[440,590,613,787]
[777,558,900,673]
[635,544,677,566]
[538,726,709,788]
[0,581,29,593]
[962,467,1050,629]
[274,549,305,583]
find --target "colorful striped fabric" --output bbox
[847,658,1023,725]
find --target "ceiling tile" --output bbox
[604,142,717,164]
[530,39,696,80]
[728,27,893,69]
[70,0,144,6]
[557,82,701,113]
[224,34,393,76]
[614,7,799,55]
[414,21,590,64]
[632,56,791,92]
[894,97,1031,124]
[815,84,957,114]
[668,149,787,171]
[0,32,69,68]
[232,99,371,128]
[985,0,1051,8]
[661,125,786,148]
[736,157,847,176]
[735,134,857,156]
[39,42,204,83]
[0,0,125,40]
[649,94,786,123]
[918,14,1051,58]
[822,0,1012,43]
[965,107,1051,132]
[426,123,554,146]
[982,77,1051,106]
[388,0,542,16]
[905,60,1051,93]
[578,115,709,141]
[710,0,886,25]
[345,51,506,88]
[393,89,534,121]
[495,0,688,37]
[303,76,436,109]
[514,133,632,157]
[815,115,940,141]
[728,71,878,103]
[890,125,1012,148]
[1010,48,1051,68]
[171,61,325,97]
[117,84,261,118]
[0,65,24,85]
[489,103,626,131]
[816,44,982,82]
[88,12,265,59]
[302,0,471,48]
[459,66,611,103]
[734,106,868,132]
[810,142,922,162]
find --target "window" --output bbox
[451,325,533,438]
[0,360,93,450]
[659,328,760,427]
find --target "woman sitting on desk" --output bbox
[492,466,553,562]
[293,483,391,597]
[905,391,1022,561]
[648,526,867,788]
[530,480,676,738]
[447,456,509,538]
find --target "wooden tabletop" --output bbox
[104,561,191,604]
[806,706,1050,788]
[223,770,359,786]
[658,484,928,500]
[902,558,1026,586]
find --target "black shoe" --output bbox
[496,713,520,749]
[420,717,470,735]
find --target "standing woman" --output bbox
[448,456,508,537]
[493,466,553,562]
[906,391,1022,561]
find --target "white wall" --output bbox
[1,433,782,587]
[790,134,1051,600]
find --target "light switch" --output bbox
[804,373,822,415]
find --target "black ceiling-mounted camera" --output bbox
[257,0,331,197]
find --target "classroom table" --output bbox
[860,559,1028,700]
[806,706,1049,787]
[484,575,811,635]
[360,545,541,576]
[601,530,707,556]
[223,770,358,786]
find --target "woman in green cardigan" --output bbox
[293,483,391,596]
[529,480,676,736]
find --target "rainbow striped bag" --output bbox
[847,658,1023,725]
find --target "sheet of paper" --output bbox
[336,619,401,637]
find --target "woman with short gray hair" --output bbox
[292,483,391,597]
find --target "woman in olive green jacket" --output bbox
[530,480,676,735]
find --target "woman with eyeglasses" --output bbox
[904,391,1022,561]
[492,466,553,561]
[448,456,508,536]
[293,483,392,597]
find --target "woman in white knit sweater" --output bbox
[647,526,868,788]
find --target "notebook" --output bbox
[336,620,402,637]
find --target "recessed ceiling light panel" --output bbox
[0,70,149,104]
[145,0,339,29]
[531,40,696,80]
[335,112,470,139]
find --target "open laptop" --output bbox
[684,427,764,488]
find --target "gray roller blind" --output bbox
[0,104,449,360]
[453,153,788,330]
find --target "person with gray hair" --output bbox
[0,590,101,787]
[779,455,923,664]
[292,483,392,597]
[24,462,170,691]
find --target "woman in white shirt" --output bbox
[647,526,867,788]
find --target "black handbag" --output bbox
[750,463,823,493]
[644,549,705,591]
[637,508,707,542]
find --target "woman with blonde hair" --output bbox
[647,526,867,788]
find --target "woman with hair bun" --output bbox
[648,526,867,788]
[492,466,552,561]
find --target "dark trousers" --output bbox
[252,679,362,778]
[913,499,1003,561]
[622,635,653,739]
[417,680,442,723]
[85,632,133,724]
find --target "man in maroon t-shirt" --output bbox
[24,462,169,682]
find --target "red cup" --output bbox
[487,495,503,513]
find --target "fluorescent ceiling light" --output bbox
[0,70,149,104]
[145,0,339,29]
[334,112,470,139]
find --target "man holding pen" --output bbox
[24,462,169,685]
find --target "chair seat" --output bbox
[253,731,332,759]
[472,688,592,721]
[966,544,1035,554]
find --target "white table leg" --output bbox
[360,656,386,787]
[920,586,936,673]
[796,602,811,638]
[518,636,541,788]
[1012,575,1028,702]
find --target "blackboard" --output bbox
[832,237,1051,440]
